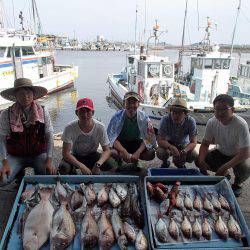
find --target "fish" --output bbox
[81,208,99,248]
[80,183,96,205]
[111,208,128,250]
[175,194,184,210]
[54,181,68,202]
[168,217,179,240]
[203,195,213,213]
[193,194,202,211]
[135,230,148,250]
[218,194,231,211]
[209,193,221,211]
[70,188,83,211]
[124,221,136,243]
[109,187,121,208]
[155,217,168,242]
[202,218,212,240]
[131,195,144,229]
[146,182,155,197]
[168,181,180,198]
[154,186,167,203]
[181,215,192,239]
[215,215,228,240]
[228,215,242,240]
[97,185,109,206]
[184,193,193,210]
[159,199,170,215]
[192,218,202,240]
[63,183,74,195]
[50,203,76,249]
[23,193,54,250]
[114,183,128,201]
[98,209,115,250]
[72,196,88,222]
[121,192,131,217]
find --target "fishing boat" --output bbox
[0,1,78,108]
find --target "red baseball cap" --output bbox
[76,98,94,111]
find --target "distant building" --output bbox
[97,35,104,42]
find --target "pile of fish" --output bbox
[19,181,148,250]
[146,181,243,244]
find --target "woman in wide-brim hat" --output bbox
[0,77,48,101]
[0,78,56,187]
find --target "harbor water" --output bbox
[41,50,250,135]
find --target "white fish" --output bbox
[23,195,54,250]
[218,194,230,211]
[203,195,213,213]
[192,218,202,239]
[215,216,228,240]
[193,194,202,211]
[72,196,88,222]
[155,217,168,242]
[124,221,136,243]
[175,194,184,210]
[50,203,76,249]
[109,188,121,208]
[181,215,192,239]
[81,208,99,248]
[228,215,242,240]
[111,208,128,250]
[114,183,128,201]
[210,194,221,211]
[97,186,109,206]
[184,194,193,211]
[135,230,148,250]
[168,217,179,240]
[202,218,212,240]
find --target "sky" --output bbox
[2,0,250,45]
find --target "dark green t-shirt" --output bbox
[118,115,141,142]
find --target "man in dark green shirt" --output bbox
[107,91,156,170]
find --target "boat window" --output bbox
[204,59,213,69]
[162,64,173,78]
[222,59,230,69]
[42,57,52,64]
[0,47,6,57]
[7,47,21,57]
[22,46,35,56]
[148,64,160,78]
[213,59,222,69]
[197,58,203,69]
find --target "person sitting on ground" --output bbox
[0,78,56,186]
[157,98,198,168]
[59,98,116,175]
[196,94,250,197]
[107,91,156,171]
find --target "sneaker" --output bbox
[161,160,170,168]
[232,184,242,197]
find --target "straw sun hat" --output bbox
[0,78,48,101]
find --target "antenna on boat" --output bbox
[230,0,241,58]
[134,4,138,54]
[177,0,188,76]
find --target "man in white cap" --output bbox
[157,98,198,168]
[0,78,56,186]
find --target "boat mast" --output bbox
[230,0,241,58]
[31,0,42,35]
[143,0,147,45]
[178,0,188,76]
[134,4,138,54]
[0,0,4,28]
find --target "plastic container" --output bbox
[148,167,202,176]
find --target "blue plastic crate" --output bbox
[148,167,202,176]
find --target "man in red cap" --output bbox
[59,98,115,175]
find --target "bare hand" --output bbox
[198,160,209,175]
[0,161,12,181]
[120,150,132,163]
[92,166,101,175]
[169,145,180,157]
[79,164,92,175]
[216,164,229,176]
[130,151,140,163]
[45,162,57,175]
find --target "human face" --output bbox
[76,107,93,123]
[124,97,139,118]
[15,88,34,107]
[170,107,186,124]
[214,101,234,125]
